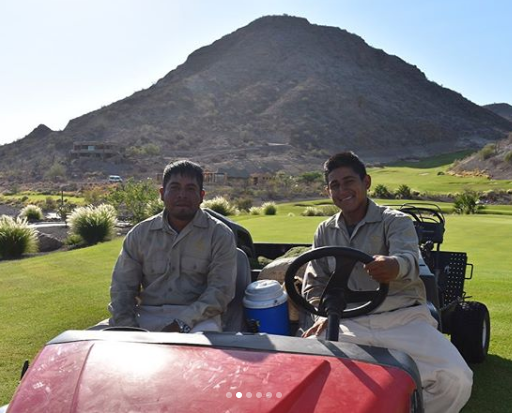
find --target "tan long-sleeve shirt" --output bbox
[303,199,426,313]
[108,208,237,328]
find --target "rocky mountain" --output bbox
[1,15,511,186]
[484,103,512,122]
[450,132,512,179]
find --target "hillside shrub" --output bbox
[249,207,261,215]
[504,151,512,164]
[479,144,496,160]
[107,178,160,224]
[18,204,43,222]
[372,184,393,199]
[395,184,413,200]
[84,187,106,205]
[202,196,238,216]
[261,202,277,215]
[146,198,164,217]
[234,197,253,212]
[453,191,483,215]
[302,207,322,216]
[41,197,57,212]
[301,205,338,216]
[0,216,38,259]
[67,204,117,245]
[44,162,67,181]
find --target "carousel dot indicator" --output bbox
[236,392,242,398]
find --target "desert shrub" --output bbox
[19,204,43,221]
[202,196,238,216]
[298,171,323,185]
[261,202,277,215]
[479,144,496,160]
[249,206,261,215]
[504,151,512,163]
[372,184,392,199]
[302,207,322,216]
[146,198,164,217]
[0,216,38,259]
[67,204,117,245]
[395,184,413,200]
[41,197,57,212]
[234,197,253,212]
[107,178,160,224]
[301,205,338,216]
[64,233,86,249]
[84,187,106,205]
[44,162,67,181]
[453,191,483,215]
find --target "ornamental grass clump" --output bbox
[19,204,44,222]
[67,204,117,246]
[202,196,238,216]
[261,202,277,215]
[0,215,38,259]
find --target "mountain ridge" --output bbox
[1,15,511,185]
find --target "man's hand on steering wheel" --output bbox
[364,255,399,283]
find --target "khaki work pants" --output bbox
[315,304,473,413]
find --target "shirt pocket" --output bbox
[143,258,169,280]
[181,255,209,276]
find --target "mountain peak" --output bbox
[1,16,511,185]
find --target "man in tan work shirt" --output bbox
[302,151,473,413]
[108,160,237,333]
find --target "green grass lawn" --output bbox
[1,210,512,411]
[1,191,85,205]
[367,151,512,194]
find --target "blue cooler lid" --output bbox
[243,279,288,309]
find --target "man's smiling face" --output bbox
[327,166,371,224]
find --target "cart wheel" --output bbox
[451,301,490,363]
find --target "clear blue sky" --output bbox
[1,0,511,146]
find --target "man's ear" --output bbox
[199,189,206,204]
[364,175,371,191]
[159,187,164,201]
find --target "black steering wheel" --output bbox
[284,246,388,340]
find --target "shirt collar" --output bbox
[331,198,382,229]
[149,208,209,232]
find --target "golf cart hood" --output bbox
[7,331,420,413]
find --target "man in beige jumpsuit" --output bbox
[108,160,237,333]
[302,151,473,413]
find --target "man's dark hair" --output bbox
[162,160,204,190]
[323,151,367,183]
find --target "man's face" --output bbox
[160,173,204,223]
[327,166,371,216]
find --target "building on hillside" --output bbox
[204,171,228,185]
[217,168,251,187]
[250,173,274,186]
[70,141,123,159]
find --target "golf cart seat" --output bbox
[221,247,252,332]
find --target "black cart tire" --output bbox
[451,301,490,363]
